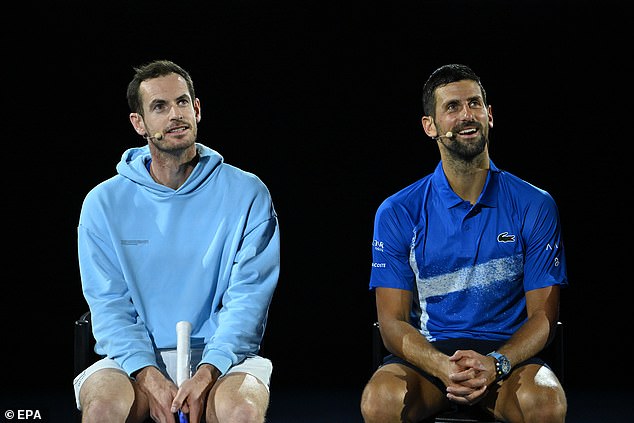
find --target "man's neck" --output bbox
[149,146,199,190]
[441,153,489,205]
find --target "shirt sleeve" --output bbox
[200,191,280,375]
[78,217,158,376]
[369,199,416,291]
[521,191,568,291]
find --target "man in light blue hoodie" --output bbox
[73,60,280,423]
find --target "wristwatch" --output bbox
[487,351,511,381]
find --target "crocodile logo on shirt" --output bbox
[497,232,516,243]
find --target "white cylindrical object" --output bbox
[176,321,192,387]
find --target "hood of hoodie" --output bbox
[116,143,223,196]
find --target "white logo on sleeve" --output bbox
[372,239,384,252]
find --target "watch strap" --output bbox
[487,351,511,381]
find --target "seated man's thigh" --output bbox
[494,363,566,421]
[366,363,449,421]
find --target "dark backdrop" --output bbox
[3,0,630,419]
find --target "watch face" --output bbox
[499,356,511,374]
[489,352,511,377]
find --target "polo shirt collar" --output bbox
[432,159,501,209]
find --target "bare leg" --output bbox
[492,364,567,423]
[205,372,270,423]
[360,364,449,423]
[79,368,149,423]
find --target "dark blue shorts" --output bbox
[381,338,548,393]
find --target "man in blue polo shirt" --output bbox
[360,64,567,423]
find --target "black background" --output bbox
[2,0,631,420]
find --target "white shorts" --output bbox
[73,350,272,410]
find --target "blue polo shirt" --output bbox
[369,160,567,342]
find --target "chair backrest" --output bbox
[74,311,92,377]
[74,311,105,376]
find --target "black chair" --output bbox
[74,310,99,378]
[371,321,564,423]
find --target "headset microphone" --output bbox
[433,131,453,140]
[145,132,164,141]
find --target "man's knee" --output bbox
[361,381,406,423]
[517,386,567,423]
[210,374,270,423]
[80,369,135,417]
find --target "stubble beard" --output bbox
[150,128,198,157]
[442,132,488,164]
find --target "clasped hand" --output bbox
[136,365,216,423]
[443,350,494,405]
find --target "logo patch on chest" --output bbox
[497,232,516,243]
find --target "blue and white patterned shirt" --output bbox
[370,160,567,342]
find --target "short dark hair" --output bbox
[126,60,196,116]
[422,64,487,118]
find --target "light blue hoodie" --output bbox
[78,143,280,377]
